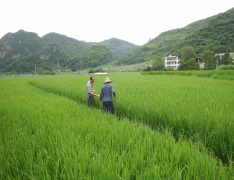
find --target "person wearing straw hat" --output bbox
[86,76,100,107]
[100,77,116,114]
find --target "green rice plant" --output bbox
[193,70,214,77]
[141,71,176,76]
[142,70,234,80]
[28,73,234,165]
[114,73,234,164]
[175,71,194,76]
[215,70,234,76]
[1,78,233,179]
[218,65,234,70]
[212,74,234,80]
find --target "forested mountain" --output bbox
[0,30,45,72]
[0,31,136,73]
[0,30,44,55]
[119,7,234,65]
[99,38,138,58]
[170,7,234,55]
[42,33,93,57]
[67,44,114,71]
[6,44,69,72]
[1,7,234,73]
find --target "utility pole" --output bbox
[57,60,60,75]
[35,65,37,75]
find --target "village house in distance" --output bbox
[215,52,234,63]
[164,52,234,70]
[164,55,180,70]
[164,55,205,70]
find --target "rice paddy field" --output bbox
[1,72,234,179]
[141,69,234,80]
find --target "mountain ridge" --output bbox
[1,7,234,72]
[119,12,221,65]
[99,38,138,58]
[0,30,137,72]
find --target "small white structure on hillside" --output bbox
[215,52,234,63]
[215,52,234,59]
[164,55,205,69]
[93,72,108,75]
[195,58,205,68]
[164,55,180,70]
[215,53,234,63]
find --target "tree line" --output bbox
[143,46,234,71]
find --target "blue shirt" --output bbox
[100,83,116,102]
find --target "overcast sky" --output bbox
[0,0,233,46]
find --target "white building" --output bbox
[215,52,234,59]
[164,55,205,69]
[215,52,234,63]
[164,55,180,70]
[195,58,205,68]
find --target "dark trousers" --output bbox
[87,95,93,107]
[103,101,114,114]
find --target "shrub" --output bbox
[218,65,234,70]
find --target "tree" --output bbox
[187,58,199,70]
[220,50,232,65]
[143,66,152,71]
[177,60,187,70]
[98,67,104,72]
[178,46,197,70]
[230,56,234,64]
[178,46,196,62]
[202,50,216,70]
[178,59,199,70]
[88,69,95,73]
[37,67,44,75]
[166,66,175,71]
[152,56,165,70]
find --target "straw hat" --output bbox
[104,77,113,83]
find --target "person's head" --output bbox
[90,76,95,83]
[104,77,113,84]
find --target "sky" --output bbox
[1,0,233,46]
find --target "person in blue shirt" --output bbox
[100,77,116,114]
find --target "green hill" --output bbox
[6,44,69,73]
[119,8,234,65]
[0,30,45,72]
[170,7,234,55]
[42,34,138,60]
[42,33,93,57]
[99,38,138,58]
[0,31,72,73]
[68,44,114,71]
[2,7,233,73]
[0,30,138,73]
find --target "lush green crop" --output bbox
[28,73,234,165]
[1,74,234,179]
[141,70,234,80]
